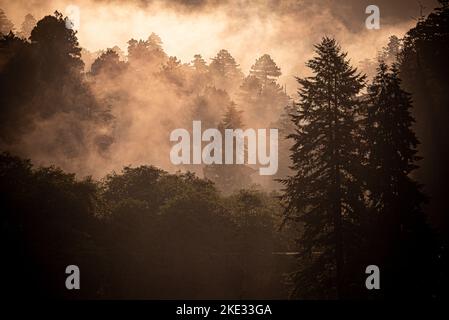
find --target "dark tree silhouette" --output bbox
[30,12,84,77]
[364,62,437,298]
[281,37,366,299]
[399,0,449,245]
[0,152,102,299]
[0,12,110,160]
[1,152,290,299]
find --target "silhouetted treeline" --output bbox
[282,37,442,299]
[399,1,449,243]
[278,1,449,299]
[0,152,295,299]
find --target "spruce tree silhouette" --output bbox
[400,0,449,245]
[281,37,366,299]
[364,62,437,298]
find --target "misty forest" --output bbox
[1,1,449,300]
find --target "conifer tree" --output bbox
[192,54,208,73]
[209,49,242,79]
[379,35,401,66]
[239,55,288,127]
[399,0,449,250]
[250,54,281,85]
[209,49,243,93]
[364,62,435,298]
[281,37,366,298]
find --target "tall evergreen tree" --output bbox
[239,55,288,128]
[364,62,435,298]
[250,54,281,85]
[281,37,366,298]
[399,0,449,246]
[209,49,242,79]
[209,49,243,93]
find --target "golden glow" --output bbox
[2,0,413,91]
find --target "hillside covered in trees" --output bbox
[0,1,448,299]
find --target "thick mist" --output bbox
[0,0,438,180]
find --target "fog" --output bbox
[0,0,439,180]
[2,0,432,90]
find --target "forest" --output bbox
[0,0,448,300]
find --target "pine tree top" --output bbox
[250,54,281,81]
